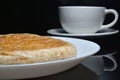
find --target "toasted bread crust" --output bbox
[0,33,76,64]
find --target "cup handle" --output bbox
[100,9,119,30]
[103,54,117,71]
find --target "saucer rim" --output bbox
[47,28,119,37]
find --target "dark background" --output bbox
[0,0,120,34]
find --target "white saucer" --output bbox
[47,28,119,37]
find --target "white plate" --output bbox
[0,36,100,79]
[47,28,119,37]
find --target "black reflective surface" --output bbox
[22,64,99,80]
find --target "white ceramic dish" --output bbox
[0,36,100,79]
[47,28,119,37]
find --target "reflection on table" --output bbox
[23,64,99,80]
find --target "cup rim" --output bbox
[59,6,106,9]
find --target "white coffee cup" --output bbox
[59,6,119,34]
[81,53,117,75]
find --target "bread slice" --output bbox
[0,33,76,64]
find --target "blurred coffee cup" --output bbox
[59,6,119,34]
